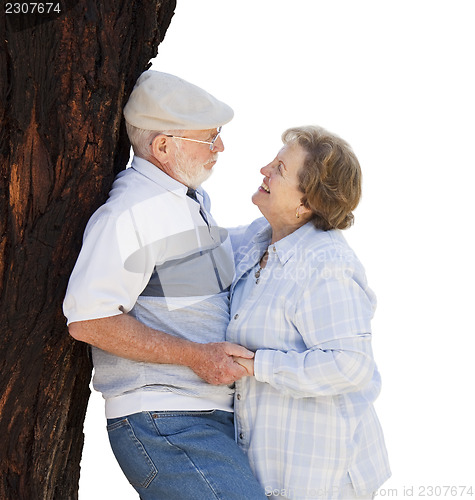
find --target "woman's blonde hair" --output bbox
[282,125,362,230]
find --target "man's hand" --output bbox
[187,342,255,385]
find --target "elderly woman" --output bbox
[228,126,391,500]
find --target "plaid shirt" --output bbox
[227,219,391,499]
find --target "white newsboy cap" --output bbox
[123,70,234,131]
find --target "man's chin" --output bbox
[188,168,213,189]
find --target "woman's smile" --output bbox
[259,181,270,193]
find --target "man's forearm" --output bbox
[68,313,253,385]
[69,313,192,364]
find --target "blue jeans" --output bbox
[107,410,266,499]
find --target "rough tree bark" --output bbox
[0,1,176,498]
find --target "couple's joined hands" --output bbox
[232,355,254,377]
[189,341,255,385]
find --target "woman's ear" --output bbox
[297,201,312,219]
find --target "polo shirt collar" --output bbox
[131,156,197,198]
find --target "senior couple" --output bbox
[64,71,390,500]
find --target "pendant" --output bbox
[254,250,268,284]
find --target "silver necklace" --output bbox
[254,250,268,284]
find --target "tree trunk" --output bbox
[0,1,176,498]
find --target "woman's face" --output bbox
[252,141,309,231]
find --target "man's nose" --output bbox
[212,136,225,152]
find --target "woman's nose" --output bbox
[260,163,272,176]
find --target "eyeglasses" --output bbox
[163,127,222,151]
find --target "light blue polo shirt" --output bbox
[63,157,234,417]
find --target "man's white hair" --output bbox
[125,122,185,160]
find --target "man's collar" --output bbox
[130,156,190,197]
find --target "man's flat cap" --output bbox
[123,70,234,131]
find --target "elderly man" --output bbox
[63,71,265,499]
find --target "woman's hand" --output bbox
[233,355,255,377]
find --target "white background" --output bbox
[80,1,475,498]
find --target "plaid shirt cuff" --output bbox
[254,349,277,383]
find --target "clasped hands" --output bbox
[189,341,255,386]
[232,355,255,377]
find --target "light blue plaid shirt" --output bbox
[227,218,391,499]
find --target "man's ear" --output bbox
[150,134,169,160]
